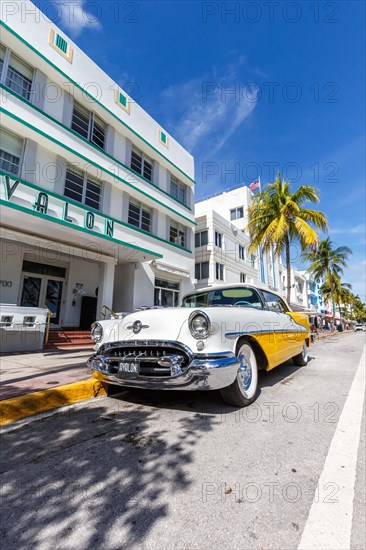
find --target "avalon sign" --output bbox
[1,174,115,237]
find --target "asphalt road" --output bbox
[0,332,365,550]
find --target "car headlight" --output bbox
[90,322,103,343]
[189,310,211,339]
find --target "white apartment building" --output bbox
[0,1,195,331]
[194,186,316,313]
[194,187,282,292]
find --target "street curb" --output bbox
[0,378,106,426]
[315,331,353,341]
[316,332,338,340]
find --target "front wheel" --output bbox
[292,341,308,366]
[220,342,259,407]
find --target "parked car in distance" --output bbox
[88,284,311,407]
[354,323,365,332]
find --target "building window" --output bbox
[154,278,180,307]
[130,148,153,181]
[250,254,256,268]
[195,230,208,248]
[0,128,24,176]
[238,245,245,260]
[169,222,186,248]
[128,199,151,232]
[0,45,33,101]
[230,206,244,221]
[240,273,246,283]
[195,262,209,280]
[64,166,102,210]
[215,231,222,248]
[215,262,224,281]
[0,44,5,76]
[71,102,106,150]
[170,174,186,204]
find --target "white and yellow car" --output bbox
[88,284,310,407]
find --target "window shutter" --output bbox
[0,43,6,63]
[8,53,33,80]
[0,128,23,157]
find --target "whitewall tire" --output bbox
[220,342,259,407]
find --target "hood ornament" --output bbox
[127,320,150,334]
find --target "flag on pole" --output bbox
[249,178,260,191]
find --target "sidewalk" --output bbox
[0,347,106,426]
[0,348,93,400]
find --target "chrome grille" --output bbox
[101,342,191,378]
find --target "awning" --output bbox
[150,260,191,278]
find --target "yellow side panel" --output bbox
[251,332,277,369]
[251,313,310,372]
[287,312,311,332]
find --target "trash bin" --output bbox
[337,324,343,332]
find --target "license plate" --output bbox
[118,361,139,376]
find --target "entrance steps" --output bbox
[44,329,93,350]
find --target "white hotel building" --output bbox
[194,186,310,313]
[0,1,195,332]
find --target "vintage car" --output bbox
[88,284,310,407]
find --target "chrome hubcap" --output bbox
[238,353,252,391]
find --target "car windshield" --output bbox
[182,287,263,309]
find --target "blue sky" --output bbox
[37,0,365,299]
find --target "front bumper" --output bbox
[87,340,239,391]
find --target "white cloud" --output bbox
[331,224,365,235]
[57,1,102,37]
[160,57,257,157]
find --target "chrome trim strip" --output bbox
[225,328,308,339]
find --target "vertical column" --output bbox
[97,261,116,317]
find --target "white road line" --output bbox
[298,345,366,550]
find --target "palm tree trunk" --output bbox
[330,279,335,331]
[285,234,291,305]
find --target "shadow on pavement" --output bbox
[259,361,304,388]
[0,394,218,548]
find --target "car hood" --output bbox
[98,306,279,350]
[103,308,193,344]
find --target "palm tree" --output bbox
[352,295,366,323]
[319,275,352,319]
[301,238,352,328]
[247,173,328,303]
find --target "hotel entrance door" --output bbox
[19,261,66,327]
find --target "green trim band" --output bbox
[0,84,192,213]
[0,171,192,254]
[0,107,196,227]
[0,20,195,185]
[0,199,164,259]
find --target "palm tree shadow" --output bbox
[106,386,245,416]
[0,392,218,548]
